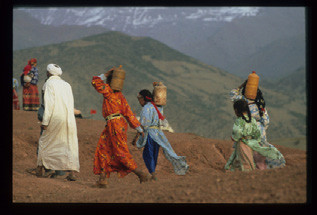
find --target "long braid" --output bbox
[246,105,252,123]
[234,99,252,123]
[255,89,266,117]
[241,108,251,123]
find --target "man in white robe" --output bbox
[36,64,80,180]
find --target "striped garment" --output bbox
[22,84,40,111]
[21,67,40,111]
[13,89,20,110]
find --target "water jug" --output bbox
[110,65,125,91]
[153,81,167,106]
[23,74,32,83]
[245,71,259,100]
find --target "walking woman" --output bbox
[225,99,285,171]
[91,68,149,188]
[133,89,189,181]
[230,80,285,169]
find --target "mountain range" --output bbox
[12,31,306,141]
[14,7,306,79]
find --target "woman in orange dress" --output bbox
[91,68,149,188]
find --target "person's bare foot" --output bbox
[139,172,151,183]
[151,172,158,181]
[132,168,150,183]
[96,179,108,188]
[96,172,107,187]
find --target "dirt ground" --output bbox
[12,110,308,206]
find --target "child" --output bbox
[225,99,285,171]
[133,89,189,180]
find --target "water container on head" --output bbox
[23,74,32,83]
[110,65,125,91]
[153,81,167,106]
[245,71,259,100]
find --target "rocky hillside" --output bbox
[12,110,307,204]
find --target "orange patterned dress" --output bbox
[91,76,141,178]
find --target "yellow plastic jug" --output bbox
[245,71,259,100]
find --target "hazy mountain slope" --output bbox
[233,34,306,78]
[262,67,306,99]
[180,7,306,78]
[13,31,306,140]
[13,10,110,50]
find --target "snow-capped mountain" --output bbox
[18,7,260,29]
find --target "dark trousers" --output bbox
[143,134,160,174]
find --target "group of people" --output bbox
[16,58,286,188]
[91,69,189,187]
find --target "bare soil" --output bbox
[12,110,307,204]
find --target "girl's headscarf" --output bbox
[28,58,37,65]
[23,58,37,75]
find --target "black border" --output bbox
[4,0,312,214]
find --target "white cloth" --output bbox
[37,76,80,172]
[47,64,63,76]
[98,73,106,81]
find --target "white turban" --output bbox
[47,64,63,76]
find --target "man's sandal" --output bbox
[65,175,76,181]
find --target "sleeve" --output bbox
[231,118,244,142]
[13,79,18,89]
[121,95,142,130]
[259,108,270,130]
[229,88,245,102]
[42,83,55,126]
[139,105,154,130]
[91,76,113,98]
[23,65,31,75]
[30,70,39,85]
[252,119,262,142]
[20,73,25,87]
